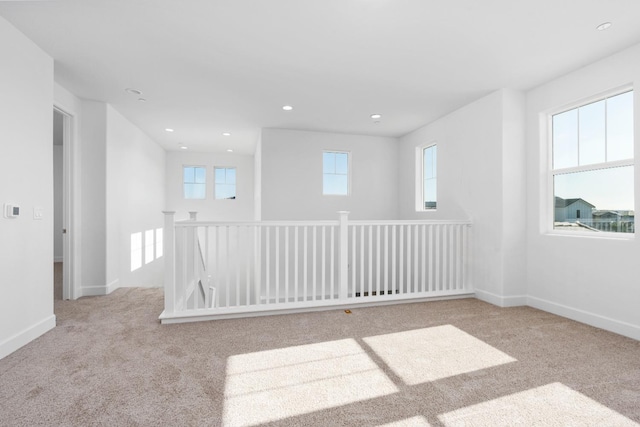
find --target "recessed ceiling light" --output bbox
[125,88,142,95]
[180,146,188,150]
[282,105,293,111]
[138,98,147,102]
[223,132,231,136]
[371,114,382,120]
[165,128,174,132]
[596,22,612,31]
[227,149,233,152]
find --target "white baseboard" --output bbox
[474,289,527,307]
[527,296,640,341]
[79,279,119,298]
[0,315,56,360]
[106,279,119,294]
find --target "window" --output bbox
[323,151,349,195]
[551,89,634,234]
[184,166,206,199]
[423,144,437,210]
[215,167,236,199]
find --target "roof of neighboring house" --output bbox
[554,197,595,208]
[593,210,635,218]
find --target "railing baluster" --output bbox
[322,226,326,300]
[391,225,396,295]
[435,225,440,291]
[360,225,364,296]
[368,225,373,297]
[376,225,381,296]
[303,226,308,302]
[285,226,289,304]
[443,224,448,291]
[421,224,426,293]
[313,226,317,301]
[330,226,335,300]
[413,224,418,295]
[399,225,404,294]
[245,227,250,306]
[236,226,240,307]
[294,226,299,303]
[275,226,280,304]
[351,226,356,297]
[407,225,412,294]
[384,225,388,296]
[225,226,230,308]
[428,224,433,292]
[266,227,270,305]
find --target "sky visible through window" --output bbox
[423,145,437,209]
[553,91,634,211]
[184,166,206,199]
[215,167,236,199]
[323,151,348,195]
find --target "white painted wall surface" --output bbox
[106,105,166,288]
[79,100,107,295]
[0,16,55,359]
[165,151,254,222]
[53,144,63,261]
[261,129,399,220]
[398,90,527,304]
[525,42,640,340]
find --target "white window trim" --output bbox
[415,142,437,212]
[545,85,635,239]
[183,165,207,200]
[322,150,351,196]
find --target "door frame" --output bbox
[53,105,79,300]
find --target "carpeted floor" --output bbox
[1,272,639,426]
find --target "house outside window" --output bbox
[323,151,349,196]
[215,167,236,199]
[551,89,634,234]
[183,166,206,199]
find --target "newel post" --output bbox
[338,211,350,301]
[163,211,176,315]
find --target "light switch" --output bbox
[33,207,44,220]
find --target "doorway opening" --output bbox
[53,107,75,301]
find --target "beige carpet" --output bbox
[0,285,639,426]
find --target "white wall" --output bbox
[261,128,399,220]
[398,89,527,305]
[106,105,166,289]
[79,100,107,295]
[165,151,254,221]
[525,42,640,340]
[0,16,55,359]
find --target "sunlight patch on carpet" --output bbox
[223,338,399,427]
[377,415,432,426]
[363,325,516,385]
[438,382,639,426]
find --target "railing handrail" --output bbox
[175,219,472,228]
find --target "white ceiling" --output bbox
[2,0,640,154]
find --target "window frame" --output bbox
[322,150,351,196]
[547,86,634,238]
[214,166,237,200]
[183,165,207,200]
[415,142,437,212]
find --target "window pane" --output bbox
[424,178,437,209]
[607,91,634,161]
[194,167,206,184]
[184,166,195,183]
[216,184,236,199]
[215,168,226,184]
[578,100,605,165]
[323,174,347,195]
[226,168,236,184]
[554,166,634,233]
[424,146,436,179]
[553,109,578,169]
[185,183,205,199]
[323,152,336,174]
[335,153,348,174]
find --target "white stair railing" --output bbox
[160,211,472,323]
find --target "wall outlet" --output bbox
[3,204,19,218]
